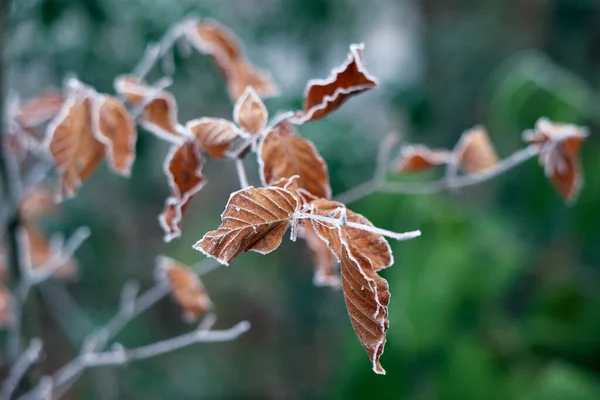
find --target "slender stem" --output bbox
[50,320,250,394]
[235,159,249,189]
[336,144,540,203]
[380,145,540,194]
[1,338,42,400]
[7,227,91,361]
[132,19,198,81]
[295,212,421,242]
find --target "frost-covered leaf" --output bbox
[304,199,393,373]
[339,241,390,374]
[186,117,242,158]
[308,199,392,271]
[523,118,588,202]
[395,145,451,173]
[193,186,300,265]
[93,95,137,176]
[159,140,207,242]
[233,86,268,135]
[114,75,183,142]
[298,224,339,287]
[186,20,279,100]
[291,43,378,124]
[258,121,331,199]
[454,126,499,173]
[157,256,212,321]
[15,91,65,128]
[46,92,105,199]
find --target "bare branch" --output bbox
[336,142,540,203]
[7,227,91,361]
[380,145,540,195]
[132,19,198,80]
[49,320,250,396]
[1,338,43,400]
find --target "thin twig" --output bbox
[133,18,198,80]
[83,258,221,355]
[235,159,250,189]
[380,145,540,194]
[1,338,43,400]
[48,320,250,396]
[295,212,422,242]
[7,227,91,361]
[336,144,540,202]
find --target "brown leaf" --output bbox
[0,285,12,327]
[304,199,392,373]
[298,224,339,287]
[233,86,268,135]
[114,75,183,142]
[339,242,390,374]
[308,199,392,271]
[22,222,77,280]
[523,118,588,202]
[226,59,279,100]
[46,93,106,199]
[186,20,279,100]
[185,117,242,158]
[159,141,207,242]
[454,126,499,173]
[20,186,57,219]
[15,91,65,128]
[193,186,300,265]
[92,95,137,176]
[158,256,212,321]
[395,145,451,173]
[291,43,378,124]
[258,121,332,199]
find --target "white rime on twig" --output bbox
[1,338,43,400]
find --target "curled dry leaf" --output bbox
[158,256,212,321]
[186,19,279,99]
[298,224,339,288]
[46,92,106,199]
[258,121,332,199]
[395,145,451,173]
[306,199,391,374]
[194,185,300,265]
[159,140,207,242]
[0,285,12,327]
[15,91,65,128]
[92,95,137,176]
[523,117,588,202]
[454,126,499,173]
[233,86,268,135]
[291,43,378,124]
[186,117,242,158]
[114,75,183,142]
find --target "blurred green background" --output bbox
[4,0,600,398]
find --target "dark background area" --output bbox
[3,0,600,398]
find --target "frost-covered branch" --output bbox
[7,227,91,361]
[1,338,43,400]
[336,143,540,203]
[44,320,250,399]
